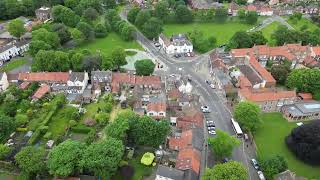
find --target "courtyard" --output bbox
[255,113,320,179]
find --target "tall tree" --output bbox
[215,8,228,23]
[134,10,152,28]
[127,7,140,24]
[51,23,71,44]
[208,130,240,159]
[154,0,169,20]
[175,5,193,23]
[15,146,46,176]
[31,28,60,51]
[7,18,26,39]
[52,5,80,27]
[104,111,133,140]
[203,161,248,180]
[245,11,258,24]
[271,64,290,85]
[142,17,163,39]
[134,59,155,76]
[249,31,267,45]
[47,140,86,177]
[260,155,288,180]
[70,28,85,46]
[111,47,127,70]
[94,23,108,38]
[80,138,124,179]
[234,101,261,133]
[76,22,95,40]
[0,115,16,142]
[82,7,99,21]
[227,31,253,50]
[103,0,116,9]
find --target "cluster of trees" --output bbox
[234,101,261,133]
[270,60,292,85]
[15,138,123,179]
[226,31,267,50]
[271,25,320,46]
[105,110,170,147]
[286,69,320,100]
[134,59,155,76]
[259,155,288,179]
[286,120,320,165]
[288,12,302,24]
[32,46,127,72]
[203,161,248,180]
[188,29,217,53]
[238,10,259,24]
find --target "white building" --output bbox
[67,72,89,94]
[0,72,9,91]
[159,33,193,54]
[0,40,29,66]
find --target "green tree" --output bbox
[15,146,46,176]
[94,23,108,38]
[227,31,253,50]
[76,21,94,40]
[154,0,169,20]
[0,144,11,160]
[0,115,16,142]
[29,40,52,56]
[103,0,116,9]
[7,18,26,39]
[33,50,70,72]
[104,112,130,140]
[286,69,320,94]
[80,138,124,179]
[127,7,140,24]
[208,130,240,159]
[245,11,258,24]
[271,64,290,85]
[15,114,28,127]
[51,23,71,44]
[188,29,216,53]
[238,9,246,20]
[134,10,151,28]
[249,31,267,45]
[47,140,86,177]
[134,59,155,76]
[175,5,193,23]
[234,101,261,133]
[70,28,85,46]
[65,0,78,8]
[203,161,248,180]
[111,47,127,70]
[129,116,170,147]
[94,112,109,125]
[215,8,228,23]
[142,17,163,39]
[83,7,99,21]
[31,28,60,50]
[52,5,80,27]
[260,155,288,179]
[235,0,247,5]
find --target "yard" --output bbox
[0,58,27,72]
[255,113,320,179]
[163,20,255,45]
[77,33,143,56]
[287,17,320,32]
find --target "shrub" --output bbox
[16,127,28,132]
[0,144,12,160]
[43,132,52,140]
[71,125,91,133]
[84,118,96,127]
[15,114,29,127]
[69,120,77,127]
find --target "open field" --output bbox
[287,18,320,32]
[261,21,282,45]
[77,33,143,56]
[255,113,320,179]
[163,21,254,45]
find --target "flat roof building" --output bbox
[282,101,320,121]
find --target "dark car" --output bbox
[174,54,181,58]
[223,157,230,163]
[251,159,260,170]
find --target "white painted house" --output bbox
[67,72,89,94]
[159,33,193,54]
[0,40,29,66]
[0,72,9,91]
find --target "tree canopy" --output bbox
[52,5,80,27]
[175,5,193,23]
[286,120,320,165]
[111,47,127,70]
[286,69,320,95]
[208,130,240,159]
[271,64,291,85]
[214,8,228,23]
[7,18,26,39]
[142,17,163,39]
[234,101,261,133]
[134,59,155,76]
[260,155,288,179]
[0,115,16,142]
[203,161,248,180]
[15,146,46,175]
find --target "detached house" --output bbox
[159,33,193,54]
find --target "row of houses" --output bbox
[0,40,29,65]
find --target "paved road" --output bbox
[120,7,259,180]
[252,15,295,32]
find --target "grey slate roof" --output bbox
[192,127,204,151]
[91,70,112,82]
[184,169,199,180]
[156,165,185,180]
[70,72,85,82]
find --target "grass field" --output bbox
[255,113,320,179]
[163,21,254,45]
[261,21,282,45]
[0,58,27,72]
[287,18,320,32]
[77,33,143,56]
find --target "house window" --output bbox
[149,112,154,116]
[159,112,164,116]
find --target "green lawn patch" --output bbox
[163,21,254,45]
[287,18,320,32]
[261,21,281,45]
[0,58,27,72]
[255,113,320,179]
[126,50,138,56]
[77,32,143,56]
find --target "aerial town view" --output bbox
[0,0,320,179]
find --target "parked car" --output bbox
[205,80,212,85]
[207,126,215,130]
[174,54,181,58]
[201,106,210,113]
[208,130,216,135]
[222,157,229,163]
[207,123,215,127]
[154,42,161,47]
[251,159,260,170]
[210,84,215,89]
[257,171,265,180]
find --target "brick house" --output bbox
[35,7,51,22]
[146,102,167,119]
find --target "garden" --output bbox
[287,17,320,32]
[0,58,28,72]
[255,113,320,179]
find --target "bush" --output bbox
[85,129,96,144]
[95,112,110,125]
[260,155,288,179]
[16,127,28,132]
[69,120,77,127]
[286,120,320,165]
[71,125,91,133]
[15,114,29,127]
[43,132,52,140]
[0,144,12,160]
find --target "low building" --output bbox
[146,102,167,119]
[0,40,30,65]
[282,101,320,121]
[67,72,89,94]
[159,33,193,54]
[91,70,112,97]
[169,127,204,151]
[175,148,201,179]
[32,84,50,100]
[188,0,224,9]
[35,7,51,21]
[156,165,185,180]
[0,72,9,91]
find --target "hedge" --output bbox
[71,125,91,134]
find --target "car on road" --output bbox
[208,130,216,135]
[174,54,181,58]
[251,159,260,170]
[201,106,210,113]
[257,171,265,180]
[207,126,215,130]
[210,84,215,89]
[154,42,161,47]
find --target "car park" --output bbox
[257,171,265,180]
[201,106,210,113]
[251,159,260,170]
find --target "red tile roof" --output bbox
[248,54,276,84]
[19,72,69,83]
[298,93,313,100]
[239,88,296,102]
[176,112,203,130]
[176,148,201,174]
[312,47,320,56]
[247,5,257,11]
[147,102,166,112]
[239,75,252,89]
[19,82,30,90]
[168,89,181,99]
[169,129,193,150]
[32,84,50,99]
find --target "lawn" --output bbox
[261,21,281,45]
[0,58,27,72]
[163,21,255,45]
[77,33,143,56]
[287,17,320,32]
[255,113,320,179]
